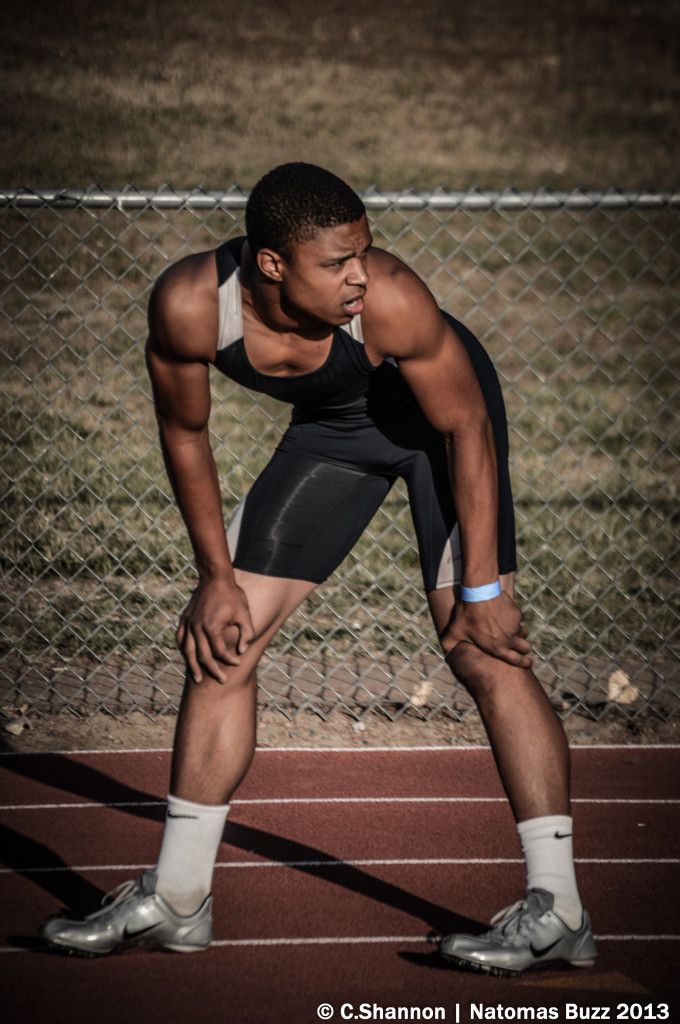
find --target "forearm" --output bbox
[447,418,500,588]
[158,420,234,580]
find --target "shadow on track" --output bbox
[2,751,482,951]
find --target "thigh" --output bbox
[402,435,460,592]
[406,440,518,593]
[232,570,319,652]
[227,446,393,584]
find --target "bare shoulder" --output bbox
[148,250,218,362]
[363,247,443,358]
[365,246,423,298]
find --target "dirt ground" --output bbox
[3,701,678,755]
[2,1,678,755]
[4,0,679,188]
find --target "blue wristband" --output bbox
[460,580,502,603]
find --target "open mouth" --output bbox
[343,296,365,315]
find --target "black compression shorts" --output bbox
[227,332,517,592]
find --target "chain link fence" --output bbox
[1,186,679,729]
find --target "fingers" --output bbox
[235,610,256,655]
[182,627,205,684]
[451,634,533,671]
[196,628,244,683]
[444,598,534,670]
[176,614,203,683]
[177,615,246,684]
[497,647,534,669]
[476,638,532,669]
[493,627,533,668]
[513,631,532,653]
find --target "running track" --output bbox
[1,745,679,1023]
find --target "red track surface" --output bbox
[1,745,679,1023]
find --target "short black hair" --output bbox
[246,162,365,260]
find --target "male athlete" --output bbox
[40,163,596,976]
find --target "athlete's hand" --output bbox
[177,577,256,684]
[445,590,533,669]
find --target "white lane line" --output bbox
[2,856,678,875]
[0,800,165,811]
[237,797,680,805]
[2,796,679,811]
[212,935,426,947]
[212,857,680,868]
[2,744,679,757]
[208,934,680,947]
[211,934,680,947]
[1,933,679,953]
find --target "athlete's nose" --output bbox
[347,256,368,286]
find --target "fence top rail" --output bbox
[2,186,679,212]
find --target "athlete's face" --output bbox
[279,215,372,327]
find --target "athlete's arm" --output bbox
[363,251,531,668]
[146,253,255,683]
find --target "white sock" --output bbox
[155,794,229,915]
[517,814,583,929]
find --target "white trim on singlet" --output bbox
[435,522,462,589]
[217,267,366,353]
[345,311,399,368]
[344,314,364,344]
[217,267,244,352]
[226,496,245,559]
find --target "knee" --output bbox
[445,641,535,707]
[445,641,493,696]
[180,667,259,714]
[180,622,264,696]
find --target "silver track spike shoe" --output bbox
[39,870,212,956]
[440,888,597,977]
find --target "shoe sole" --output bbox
[164,942,210,953]
[42,938,103,958]
[43,936,209,957]
[441,951,597,978]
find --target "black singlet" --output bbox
[212,237,516,589]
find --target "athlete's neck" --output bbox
[239,241,331,341]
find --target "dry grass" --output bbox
[3,0,679,189]
[2,2,679,728]
[2,196,678,673]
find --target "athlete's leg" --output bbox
[154,450,393,914]
[399,323,593,969]
[38,570,317,953]
[150,571,317,914]
[428,578,588,946]
[427,575,570,821]
[170,570,318,806]
[402,326,567,818]
[38,426,397,950]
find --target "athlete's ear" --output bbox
[256,248,286,282]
